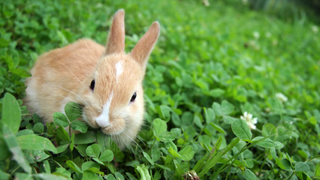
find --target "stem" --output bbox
[307,155,320,162]
[284,172,295,180]
[70,150,73,160]
[258,152,268,175]
[5,158,10,172]
[150,139,157,154]
[225,146,247,180]
[194,124,206,141]
[214,136,272,179]
[10,165,21,175]
[50,159,63,168]
[69,125,71,138]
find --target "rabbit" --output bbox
[24,9,160,149]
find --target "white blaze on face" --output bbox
[96,92,113,128]
[115,61,123,82]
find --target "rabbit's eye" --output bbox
[90,80,95,91]
[130,92,137,102]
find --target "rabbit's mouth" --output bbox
[100,117,126,135]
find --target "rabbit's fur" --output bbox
[24,9,160,149]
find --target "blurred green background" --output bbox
[1,0,320,179]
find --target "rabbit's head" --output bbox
[76,10,160,149]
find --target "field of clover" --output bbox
[0,0,320,179]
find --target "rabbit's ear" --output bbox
[104,9,125,56]
[130,22,160,74]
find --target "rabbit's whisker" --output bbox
[58,61,86,88]
[50,85,89,106]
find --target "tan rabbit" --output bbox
[24,9,160,149]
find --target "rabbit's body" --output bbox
[24,10,160,149]
[25,39,104,122]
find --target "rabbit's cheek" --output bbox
[82,106,100,128]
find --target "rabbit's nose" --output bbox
[96,92,113,127]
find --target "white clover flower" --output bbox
[312,25,318,33]
[253,31,260,39]
[276,93,288,103]
[240,111,258,130]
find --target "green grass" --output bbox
[1,0,320,179]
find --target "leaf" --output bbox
[34,173,71,180]
[204,108,215,123]
[155,163,172,171]
[155,105,171,121]
[53,167,71,178]
[276,126,290,142]
[0,169,10,180]
[2,123,31,173]
[53,112,69,127]
[243,169,259,180]
[252,136,276,148]
[209,122,226,134]
[168,147,182,158]
[11,68,31,77]
[17,134,57,153]
[315,162,320,177]
[0,66,6,77]
[142,151,154,165]
[43,160,51,173]
[85,167,104,175]
[198,138,240,177]
[86,144,101,158]
[158,132,176,142]
[295,162,310,172]
[2,93,21,134]
[126,172,138,180]
[262,123,277,140]
[231,119,252,140]
[194,115,204,128]
[223,116,238,124]
[153,118,167,135]
[0,124,11,160]
[56,126,70,142]
[208,88,225,97]
[4,55,19,71]
[15,173,32,180]
[212,100,234,116]
[64,102,82,122]
[105,163,116,174]
[66,160,83,173]
[151,146,160,162]
[0,38,9,48]
[173,159,183,177]
[74,131,96,144]
[33,122,44,134]
[99,149,114,162]
[105,174,116,180]
[275,157,291,170]
[16,129,34,137]
[56,144,69,153]
[114,172,125,180]
[81,161,100,171]
[136,164,151,180]
[71,121,88,133]
[33,113,42,123]
[165,141,178,152]
[179,145,194,161]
